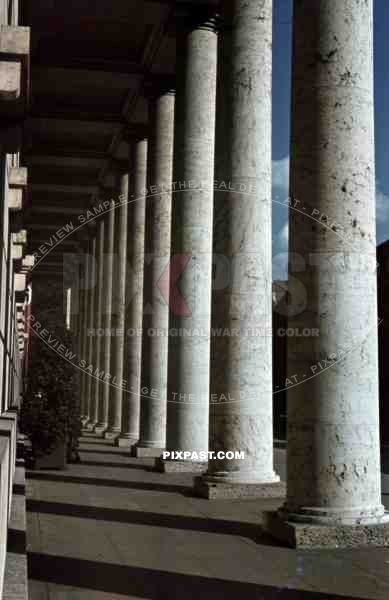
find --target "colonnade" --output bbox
[79,0,389,547]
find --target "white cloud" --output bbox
[273,221,288,249]
[272,222,289,281]
[376,186,389,225]
[272,156,289,199]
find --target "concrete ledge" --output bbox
[0,27,30,121]
[193,477,286,500]
[0,438,10,595]
[155,457,207,473]
[103,431,120,440]
[93,425,108,435]
[133,446,164,459]
[0,62,21,101]
[263,510,389,549]
[0,417,17,520]
[8,168,27,213]
[0,27,30,57]
[84,422,97,432]
[115,437,137,448]
[3,460,28,600]
[8,167,27,189]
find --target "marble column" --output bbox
[195,0,283,498]
[267,0,389,547]
[95,201,115,434]
[84,235,96,428]
[79,242,90,423]
[88,217,104,430]
[104,178,128,439]
[135,83,175,458]
[117,138,147,448]
[159,10,217,472]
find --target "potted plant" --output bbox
[20,330,81,469]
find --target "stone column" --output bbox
[159,10,217,472]
[95,200,115,434]
[266,0,389,548]
[84,234,96,428]
[135,83,175,458]
[194,0,283,499]
[88,217,104,430]
[80,242,90,423]
[104,178,128,439]
[117,138,147,448]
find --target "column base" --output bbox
[81,417,89,427]
[263,510,389,549]
[133,446,165,459]
[115,436,138,448]
[193,476,286,500]
[94,424,108,435]
[84,421,97,432]
[104,430,120,440]
[155,457,207,473]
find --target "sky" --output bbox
[271,0,389,278]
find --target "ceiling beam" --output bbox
[31,56,147,75]
[23,147,108,161]
[29,106,124,124]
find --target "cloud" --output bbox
[272,222,288,281]
[376,186,389,225]
[272,221,288,251]
[272,156,289,200]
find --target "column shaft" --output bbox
[95,201,115,433]
[89,217,104,428]
[283,0,386,529]
[137,88,175,455]
[79,244,90,421]
[198,0,280,496]
[84,236,96,425]
[118,139,147,447]
[105,180,128,438]
[164,13,217,468]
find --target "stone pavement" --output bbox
[26,434,389,599]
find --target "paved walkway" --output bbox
[26,433,389,599]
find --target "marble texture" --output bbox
[202,0,278,488]
[105,177,128,438]
[78,249,90,421]
[165,13,218,464]
[84,237,96,425]
[95,201,115,433]
[89,218,105,429]
[118,140,147,446]
[280,0,387,528]
[138,87,175,451]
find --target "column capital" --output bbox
[173,5,220,34]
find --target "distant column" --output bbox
[135,82,175,458]
[79,241,90,423]
[84,235,96,428]
[104,178,128,439]
[267,0,389,548]
[117,138,147,447]
[159,9,217,472]
[95,200,115,434]
[195,0,283,499]
[88,217,104,430]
